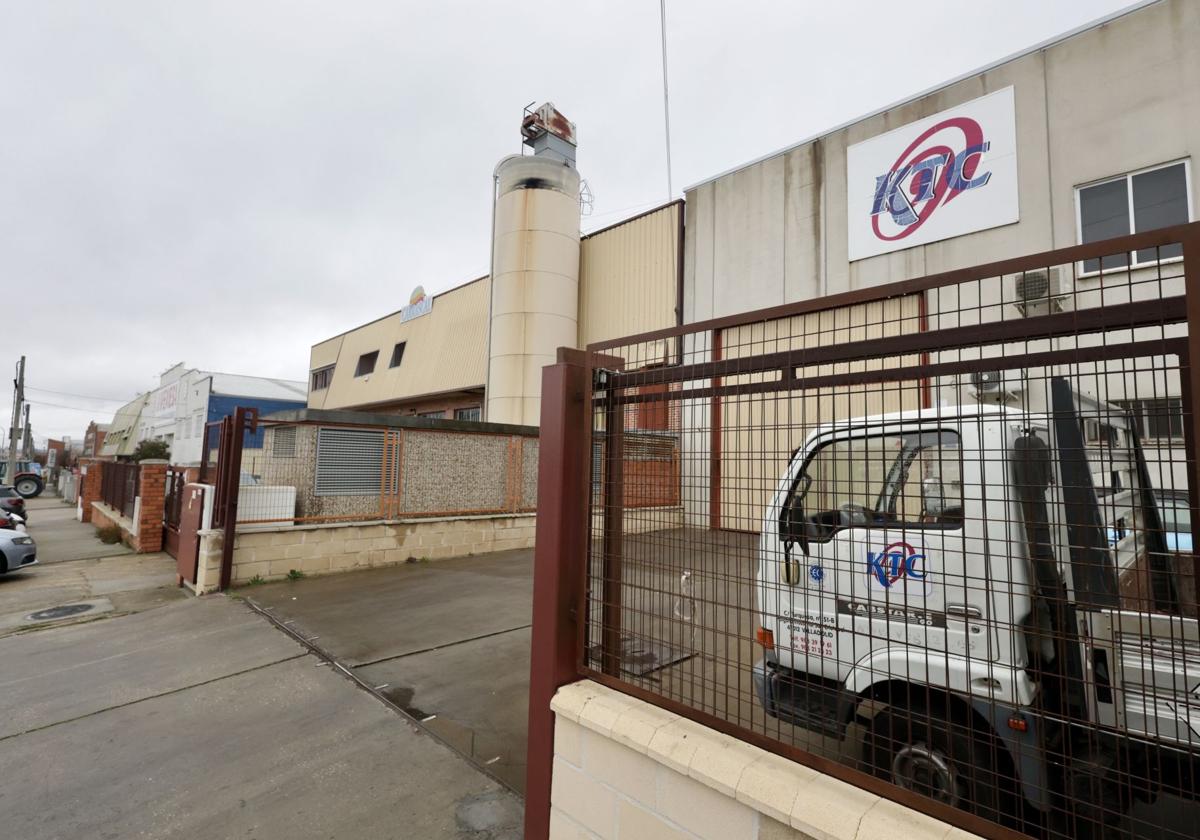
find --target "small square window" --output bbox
[454,406,481,422]
[389,342,407,368]
[355,351,379,377]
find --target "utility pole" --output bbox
[7,356,24,486]
[21,404,31,458]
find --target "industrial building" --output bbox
[310,0,1196,529]
[100,363,306,465]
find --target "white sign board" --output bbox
[846,86,1018,261]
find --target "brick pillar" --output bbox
[78,458,105,524]
[135,460,169,553]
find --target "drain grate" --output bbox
[26,603,95,622]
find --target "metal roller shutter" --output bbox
[315,428,384,496]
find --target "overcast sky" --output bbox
[5,0,1136,444]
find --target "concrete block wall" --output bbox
[189,513,538,594]
[549,680,980,840]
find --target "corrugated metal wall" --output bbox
[578,202,681,347]
[717,295,924,531]
[311,277,490,411]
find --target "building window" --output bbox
[454,406,481,422]
[314,428,384,496]
[354,351,379,377]
[311,366,334,391]
[1077,160,1191,273]
[1115,398,1184,442]
[418,410,445,419]
[389,342,407,368]
[273,426,297,458]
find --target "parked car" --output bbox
[0,485,27,523]
[0,527,35,574]
[0,460,44,498]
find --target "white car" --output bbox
[0,525,36,574]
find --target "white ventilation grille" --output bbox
[315,428,383,496]
[273,426,297,458]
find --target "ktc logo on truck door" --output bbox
[866,541,934,595]
[846,86,1018,261]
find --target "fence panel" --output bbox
[100,461,140,520]
[572,223,1200,840]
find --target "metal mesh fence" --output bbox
[575,223,1200,839]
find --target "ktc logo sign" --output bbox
[847,87,1018,261]
[866,541,932,594]
[869,118,991,242]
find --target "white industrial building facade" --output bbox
[677,0,1198,530]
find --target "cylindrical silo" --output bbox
[486,106,581,426]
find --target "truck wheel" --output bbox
[14,476,42,498]
[867,701,1007,824]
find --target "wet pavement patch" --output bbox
[454,789,523,839]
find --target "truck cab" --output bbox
[754,377,1200,830]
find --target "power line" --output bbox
[24,399,117,415]
[26,384,127,403]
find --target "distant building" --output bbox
[82,421,109,457]
[100,364,306,465]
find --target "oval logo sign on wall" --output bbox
[847,86,1018,261]
[401,286,433,322]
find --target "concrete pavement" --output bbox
[0,595,523,839]
[245,549,534,792]
[23,495,133,564]
[0,494,182,637]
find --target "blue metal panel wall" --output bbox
[207,395,307,449]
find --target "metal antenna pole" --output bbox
[7,356,24,486]
[659,0,674,200]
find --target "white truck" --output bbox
[754,377,1200,832]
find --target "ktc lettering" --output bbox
[869,117,992,242]
[866,541,926,589]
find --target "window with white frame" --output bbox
[1076,160,1192,273]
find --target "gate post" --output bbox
[524,349,592,840]
[1182,226,1200,613]
[134,460,168,553]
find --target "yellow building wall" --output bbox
[578,202,681,349]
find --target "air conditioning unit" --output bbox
[970,368,1025,402]
[1013,267,1070,316]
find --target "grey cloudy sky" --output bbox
[4,0,1134,443]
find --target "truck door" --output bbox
[1049,378,1200,748]
[776,422,989,682]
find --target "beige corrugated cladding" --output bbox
[310,200,682,412]
[308,277,490,411]
[578,202,681,348]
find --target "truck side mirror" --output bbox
[921,477,946,517]
[780,487,810,555]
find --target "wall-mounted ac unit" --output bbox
[1013,267,1069,316]
[970,368,1025,402]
